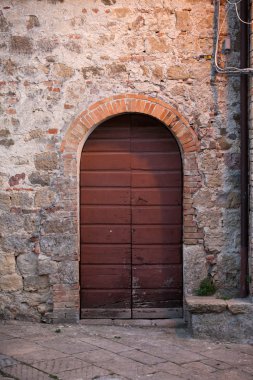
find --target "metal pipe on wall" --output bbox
[239,0,249,297]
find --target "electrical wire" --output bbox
[215,0,253,74]
[226,0,242,5]
[235,3,253,24]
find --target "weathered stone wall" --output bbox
[0,0,243,322]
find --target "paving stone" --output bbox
[32,333,67,343]
[39,337,97,354]
[200,358,233,370]
[151,361,220,380]
[170,338,223,354]
[119,349,167,365]
[98,355,154,378]
[201,348,253,366]
[0,338,41,356]
[80,336,134,353]
[226,343,253,356]
[0,326,26,338]
[139,344,206,364]
[241,365,253,376]
[92,377,127,380]
[150,361,191,378]
[0,322,48,338]
[56,365,110,380]
[75,348,120,363]
[32,356,89,374]
[0,375,16,380]
[181,361,216,373]
[0,354,18,368]
[105,335,146,349]
[136,371,184,380]
[214,369,253,380]
[3,363,51,380]
[14,348,68,364]
[0,333,15,341]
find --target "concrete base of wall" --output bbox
[185,296,253,343]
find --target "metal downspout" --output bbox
[239,0,249,297]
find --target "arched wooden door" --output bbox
[80,114,183,319]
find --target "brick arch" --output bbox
[61,94,199,155]
[55,94,202,323]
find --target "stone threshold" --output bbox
[80,318,186,328]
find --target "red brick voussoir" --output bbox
[61,94,199,157]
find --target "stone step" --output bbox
[80,318,187,328]
[185,296,253,343]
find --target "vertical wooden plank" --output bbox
[80,115,132,319]
[131,115,183,317]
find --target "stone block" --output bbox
[8,173,25,187]
[26,15,40,30]
[190,309,253,343]
[186,296,227,314]
[28,172,50,187]
[217,136,232,150]
[0,254,16,275]
[167,66,189,80]
[225,192,240,209]
[0,273,23,291]
[40,234,78,260]
[106,64,127,76]
[1,235,28,255]
[52,63,74,78]
[146,36,170,53]
[63,40,81,54]
[0,212,24,236]
[0,138,14,147]
[0,129,10,137]
[101,0,116,4]
[227,299,253,315]
[37,37,59,52]
[42,219,75,234]
[187,297,253,342]
[34,152,59,171]
[176,10,191,32]
[81,66,103,79]
[23,275,49,292]
[25,129,44,141]
[0,10,9,32]
[16,253,38,276]
[38,257,58,275]
[58,261,79,284]
[10,36,33,54]
[34,189,56,208]
[52,308,79,323]
[11,192,34,209]
[0,192,11,210]
[184,246,207,295]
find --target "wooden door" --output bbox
[80,114,182,319]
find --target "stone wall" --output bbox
[0,0,243,322]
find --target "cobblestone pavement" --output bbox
[0,320,253,380]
